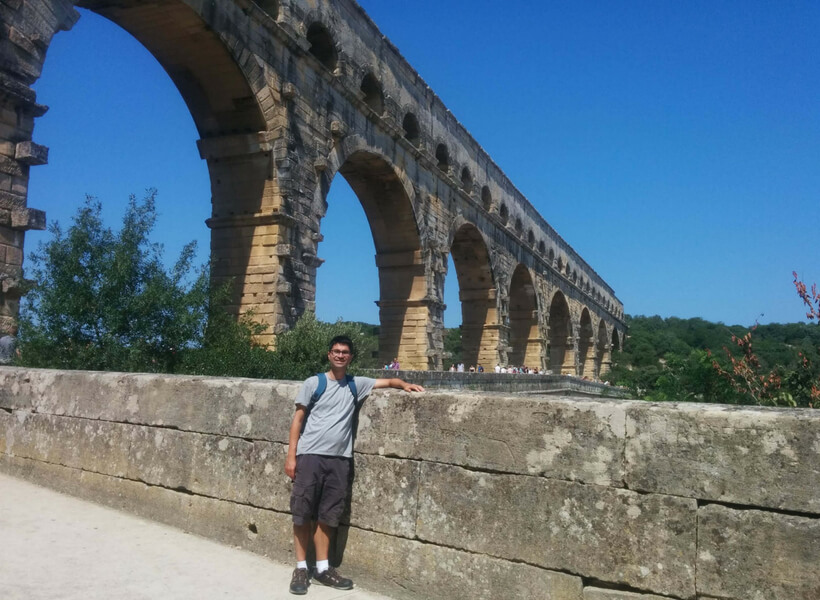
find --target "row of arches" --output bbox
[288,11,618,317]
[448,223,619,376]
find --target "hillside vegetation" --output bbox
[609,315,820,407]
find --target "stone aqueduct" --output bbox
[0,0,626,373]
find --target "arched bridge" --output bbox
[0,0,626,373]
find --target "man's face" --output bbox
[328,343,353,369]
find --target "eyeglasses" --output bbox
[329,350,351,356]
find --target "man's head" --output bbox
[327,335,354,369]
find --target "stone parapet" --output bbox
[1,366,818,600]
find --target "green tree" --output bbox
[18,192,209,372]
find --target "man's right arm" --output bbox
[284,405,307,480]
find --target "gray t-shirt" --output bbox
[295,375,377,458]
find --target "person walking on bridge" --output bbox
[284,335,424,595]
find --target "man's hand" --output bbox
[375,378,425,392]
[285,454,297,480]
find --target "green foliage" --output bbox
[18,192,209,373]
[612,315,820,407]
[272,313,379,379]
[443,326,462,365]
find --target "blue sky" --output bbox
[26,1,820,328]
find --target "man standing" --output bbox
[284,335,424,595]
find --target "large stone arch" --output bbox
[448,222,498,368]
[0,0,627,369]
[547,290,574,375]
[577,308,595,378]
[0,0,278,337]
[318,146,428,368]
[508,264,541,368]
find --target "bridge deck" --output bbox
[0,473,395,600]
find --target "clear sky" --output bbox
[26,1,820,328]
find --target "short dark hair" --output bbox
[328,335,355,355]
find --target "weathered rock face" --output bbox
[697,504,820,600]
[625,403,820,513]
[0,0,625,372]
[416,463,697,597]
[2,367,820,600]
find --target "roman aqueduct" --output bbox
[0,0,625,373]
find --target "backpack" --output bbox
[300,373,361,439]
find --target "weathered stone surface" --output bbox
[416,462,697,598]
[697,504,820,600]
[625,403,820,513]
[349,454,419,537]
[3,411,132,478]
[358,392,629,486]
[0,368,298,441]
[343,526,584,600]
[583,588,672,600]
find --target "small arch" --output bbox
[548,291,572,375]
[360,72,385,115]
[402,113,420,146]
[461,167,473,192]
[306,22,337,71]
[481,186,492,211]
[538,240,546,255]
[556,256,563,272]
[578,309,594,378]
[548,248,555,265]
[514,217,523,234]
[449,223,498,367]
[255,0,279,19]
[565,263,571,277]
[436,144,450,171]
[572,270,578,283]
[508,265,541,367]
[499,203,509,224]
[527,230,535,246]
[611,329,621,352]
[595,319,609,379]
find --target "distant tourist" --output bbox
[284,335,423,595]
[0,326,18,365]
[494,364,501,373]
[389,357,400,370]
[457,362,465,372]
[477,364,484,373]
[449,364,456,372]
[469,365,475,373]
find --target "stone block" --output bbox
[357,392,628,486]
[3,369,299,442]
[246,440,291,512]
[0,190,26,210]
[2,412,133,479]
[625,403,820,513]
[349,454,419,537]
[10,207,45,230]
[697,504,820,600]
[343,526,584,600]
[14,140,48,165]
[416,462,697,598]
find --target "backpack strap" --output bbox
[300,372,327,435]
[346,374,358,404]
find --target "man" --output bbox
[284,335,424,595]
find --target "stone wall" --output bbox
[1,366,818,600]
[359,369,631,397]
